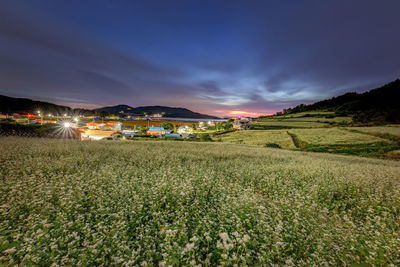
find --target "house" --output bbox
[0,114,7,119]
[120,130,139,138]
[233,117,250,130]
[86,121,122,131]
[87,122,104,129]
[164,133,181,138]
[147,127,172,136]
[31,119,57,124]
[177,126,192,135]
[104,121,122,131]
[12,113,22,118]
[81,129,118,140]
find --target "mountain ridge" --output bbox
[0,95,218,119]
[280,79,400,123]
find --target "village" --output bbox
[0,112,252,140]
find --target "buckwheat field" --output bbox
[1,137,400,266]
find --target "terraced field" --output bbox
[348,126,400,137]
[251,120,327,129]
[217,130,295,148]
[288,128,387,145]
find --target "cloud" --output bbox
[0,0,399,116]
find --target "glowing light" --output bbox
[64,114,67,117]
[73,117,79,122]
[63,122,71,128]
[229,110,269,117]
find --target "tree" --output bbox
[99,111,110,119]
[139,126,148,135]
[160,122,174,130]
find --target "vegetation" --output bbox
[347,126,400,137]
[288,128,387,145]
[0,94,92,116]
[0,122,59,138]
[216,127,400,159]
[94,105,216,119]
[281,79,400,124]
[1,138,399,265]
[254,111,352,130]
[217,130,296,149]
[0,95,217,119]
[251,120,328,129]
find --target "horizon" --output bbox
[1,1,400,117]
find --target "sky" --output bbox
[0,0,399,117]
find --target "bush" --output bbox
[198,133,212,142]
[264,143,282,149]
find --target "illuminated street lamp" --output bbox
[63,122,71,128]
[73,117,78,122]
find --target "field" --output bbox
[288,128,387,145]
[1,137,400,265]
[217,130,296,148]
[347,126,400,137]
[251,120,327,129]
[253,112,352,130]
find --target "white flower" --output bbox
[219,232,230,243]
[243,234,250,243]
[4,247,16,254]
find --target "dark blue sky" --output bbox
[1,0,399,116]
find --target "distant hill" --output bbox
[0,95,217,119]
[282,79,400,123]
[94,105,217,119]
[0,95,93,115]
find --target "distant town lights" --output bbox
[73,117,79,122]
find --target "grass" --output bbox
[217,130,296,149]
[288,128,387,145]
[255,112,352,129]
[281,117,352,123]
[1,137,400,265]
[347,126,400,137]
[251,120,327,129]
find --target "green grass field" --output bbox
[347,126,400,137]
[1,137,400,265]
[251,120,327,129]
[254,112,352,129]
[217,130,296,148]
[288,128,387,145]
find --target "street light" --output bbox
[73,117,78,122]
[63,122,71,128]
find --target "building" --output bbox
[31,119,57,124]
[164,133,181,138]
[177,125,192,135]
[81,129,118,140]
[233,117,250,130]
[87,122,104,129]
[120,130,139,138]
[147,127,172,136]
[104,121,122,131]
[0,114,7,119]
[86,121,122,131]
